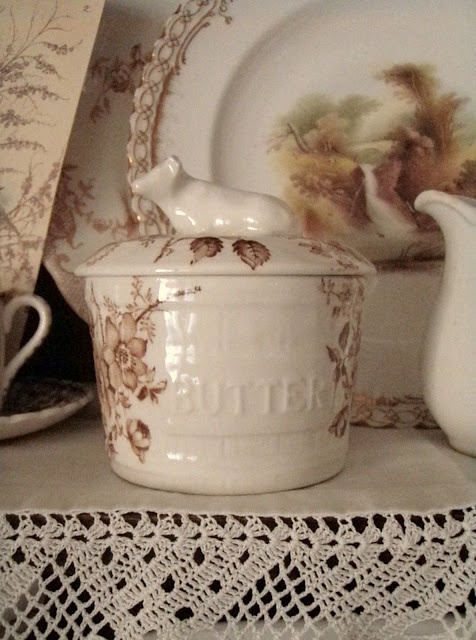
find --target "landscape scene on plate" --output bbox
[268,63,476,262]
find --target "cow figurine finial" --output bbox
[131,155,298,236]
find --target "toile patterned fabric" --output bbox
[0,0,104,297]
[1,507,475,640]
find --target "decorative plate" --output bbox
[126,0,475,429]
[43,0,179,321]
[0,378,94,440]
[128,0,476,262]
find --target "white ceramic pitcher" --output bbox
[414,190,476,456]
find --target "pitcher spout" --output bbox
[414,189,476,236]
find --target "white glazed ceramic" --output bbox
[127,0,475,430]
[353,259,442,429]
[132,156,298,236]
[0,295,51,411]
[77,227,375,494]
[43,0,179,322]
[128,0,475,259]
[0,378,94,440]
[414,191,476,457]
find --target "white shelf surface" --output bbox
[1,401,475,517]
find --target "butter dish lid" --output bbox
[75,235,375,277]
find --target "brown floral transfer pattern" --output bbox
[320,277,366,437]
[89,44,148,123]
[44,30,155,320]
[351,393,437,430]
[46,165,137,268]
[87,277,168,462]
[299,239,368,272]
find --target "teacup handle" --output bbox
[1,295,52,405]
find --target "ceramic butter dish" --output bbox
[76,159,376,494]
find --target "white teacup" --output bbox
[0,294,51,412]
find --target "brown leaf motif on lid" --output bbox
[190,237,223,263]
[232,239,271,270]
[153,237,271,270]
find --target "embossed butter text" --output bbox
[169,375,324,416]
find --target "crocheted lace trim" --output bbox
[1,507,475,639]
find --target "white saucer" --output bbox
[0,378,94,441]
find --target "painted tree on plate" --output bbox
[268,63,476,260]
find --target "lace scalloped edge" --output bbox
[1,506,475,639]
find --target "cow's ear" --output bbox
[167,155,182,174]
